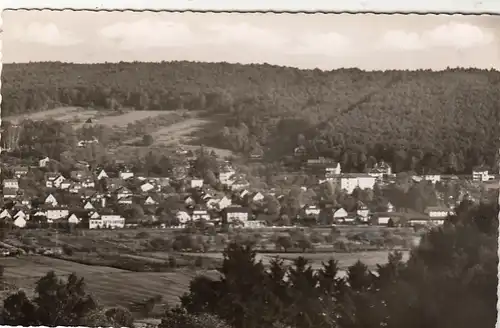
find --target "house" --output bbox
[89,215,125,229]
[424,206,451,219]
[231,179,250,191]
[118,196,133,205]
[303,205,321,217]
[369,161,392,178]
[306,157,341,175]
[46,208,69,221]
[96,169,109,180]
[371,212,405,226]
[119,170,135,180]
[13,209,28,221]
[424,175,441,184]
[116,187,132,199]
[386,202,395,212]
[68,183,83,194]
[68,213,81,224]
[340,174,376,194]
[224,207,249,224]
[219,171,236,185]
[13,166,29,178]
[175,210,191,224]
[70,170,89,181]
[89,211,100,219]
[472,167,492,182]
[144,195,158,206]
[243,220,266,228]
[294,146,307,157]
[81,178,95,189]
[44,194,58,206]
[83,201,95,210]
[60,181,72,190]
[39,156,50,168]
[140,182,155,193]
[0,209,12,219]
[78,136,99,147]
[192,209,210,221]
[190,178,204,189]
[333,208,348,220]
[3,179,19,190]
[184,196,195,206]
[3,188,18,199]
[356,202,370,219]
[45,173,66,188]
[13,216,27,228]
[251,192,265,203]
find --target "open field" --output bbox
[4,107,90,124]
[142,118,211,146]
[88,110,171,128]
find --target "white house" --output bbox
[119,170,135,180]
[60,181,72,190]
[68,213,81,224]
[13,217,27,228]
[13,210,28,221]
[118,196,133,205]
[44,194,58,206]
[190,178,204,189]
[251,192,265,203]
[45,174,66,188]
[243,220,266,228]
[96,169,109,180]
[83,201,95,210]
[225,207,249,223]
[472,168,492,182]
[387,202,395,212]
[333,208,348,219]
[340,174,376,194]
[46,208,69,221]
[325,163,342,176]
[144,196,158,206]
[304,205,321,216]
[89,215,125,229]
[0,209,11,219]
[192,209,210,221]
[3,179,19,190]
[81,178,95,188]
[140,182,155,193]
[39,156,50,168]
[116,187,132,199]
[424,175,441,184]
[176,211,191,224]
[424,206,450,218]
[356,203,370,219]
[219,170,236,185]
[68,183,82,194]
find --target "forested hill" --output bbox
[2,61,500,173]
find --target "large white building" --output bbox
[89,215,125,229]
[340,174,376,194]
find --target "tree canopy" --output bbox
[2,62,499,173]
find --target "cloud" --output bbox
[206,23,288,49]
[11,22,82,47]
[382,22,494,51]
[99,20,197,50]
[290,32,350,57]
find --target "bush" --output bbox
[135,231,150,239]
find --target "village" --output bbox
[0,141,497,234]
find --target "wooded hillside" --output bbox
[2,62,499,173]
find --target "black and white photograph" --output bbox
[0,10,498,328]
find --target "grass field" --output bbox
[4,107,89,124]
[89,110,169,128]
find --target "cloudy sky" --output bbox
[2,11,500,70]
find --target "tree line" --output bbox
[0,198,497,328]
[2,62,500,174]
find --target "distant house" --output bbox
[81,178,95,189]
[333,208,348,220]
[46,208,69,221]
[45,173,65,188]
[68,213,81,224]
[39,156,50,168]
[303,205,321,217]
[44,194,58,206]
[119,170,134,180]
[96,169,109,180]
[231,179,250,191]
[144,195,158,206]
[3,179,19,190]
[140,182,155,193]
[219,170,236,185]
[472,166,492,182]
[424,206,451,219]
[13,216,27,228]
[192,209,210,221]
[0,209,12,219]
[356,202,370,219]
[190,178,204,189]
[251,192,265,203]
[89,215,125,229]
[340,174,376,194]
[224,207,249,224]
[3,188,17,199]
[423,175,441,184]
[116,187,132,199]
[175,210,191,224]
[293,146,307,157]
[78,136,99,148]
[369,161,392,178]
[118,196,133,205]
[13,166,29,178]
[83,201,95,210]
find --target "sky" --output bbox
[2,11,500,70]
